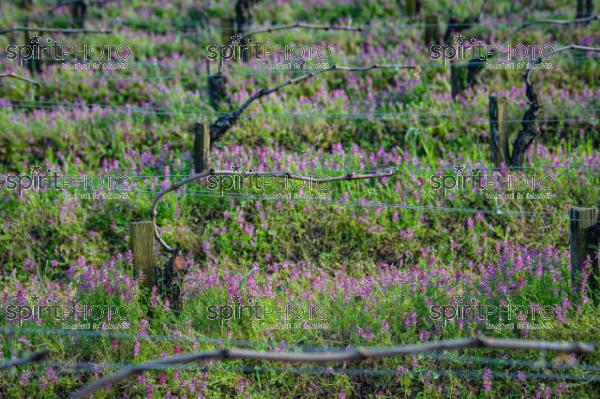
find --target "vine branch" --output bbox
[0,27,111,35]
[150,167,396,253]
[240,22,364,40]
[209,64,418,144]
[69,336,595,399]
[48,0,118,9]
[510,45,600,167]
[0,73,40,85]
[511,14,599,38]
[0,350,49,371]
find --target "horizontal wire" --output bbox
[145,188,580,218]
[3,185,595,222]
[8,358,600,384]
[7,14,599,32]
[2,160,598,179]
[11,3,576,23]
[9,11,570,25]
[3,55,597,78]
[2,165,595,219]
[5,98,599,116]
[2,167,596,220]
[428,352,600,373]
[0,325,293,350]
[14,325,584,362]
[37,186,576,221]
[4,103,598,123]
[3,327,600,375]
[4,98,599,117]
[2,50,598,83]
[8,68,595,85]
[31,351,600,374]
[44,60,600,83]
[1,154,599,177]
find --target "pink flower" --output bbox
[404,312,417,328]
[19,372,30,385]
[237,378,250,398]
[557,382,568,395]
[133,340,141,357]
[243,223,255,236]
[357,327,374,340]
[467,217,474,230]
[151,287,160,309]
[46,367,58,384]
[138,319,149,337]
[332,143,344,153]
[417,329,431,341]
[482,368,492,391]
[23,257,36,272]
[381,320,390,331]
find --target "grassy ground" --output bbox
[0,0,599,398]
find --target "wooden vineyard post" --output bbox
[22,21,41,76]
[406,0,419,17]
[221,16,235,46]
[423,14,440,46]
[576,0,585,18]
[570,207,600,299]
[576,0,594,19]
[192,118,211,173]
[20,0,32,10]
[129,221,155,288]
[70,0,88,29]
[489,96,509,166]
[450,60,467,99]
[207,58,230,109]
